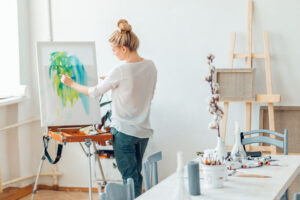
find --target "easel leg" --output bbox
[85,139,93,200]
[268,103,277,154]
[221,102,229,141]
[52,141,59,190]
[31,154,46,200]
[245,103,252,151]
[93,143,106,185]
[264,31,277,154]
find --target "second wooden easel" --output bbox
[221,0,281,154]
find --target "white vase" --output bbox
[172,152,191,200]
[230,121,247,162]
[214,136,227,161]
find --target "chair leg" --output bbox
[294,192,300,200]
[127,178,135,200]
[99,193,107,200]
[143,162,150,191]
[280,189,288,200]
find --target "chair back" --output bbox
[142,151,162,191]
[100,178,134,200]
[241,129,288,155]
[294,193,300,200]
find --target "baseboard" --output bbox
[0,184,100,200]
[38,184,99,192]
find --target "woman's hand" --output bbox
[61,74,74,87]
[60,74,89,96]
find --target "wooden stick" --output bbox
[245,103,252,132]
[264,31,273,94]
[246,0,253,68]
[228,32,236,67]
[267,104,275,131]
[264,31,277,154]
[233,53,265,59]
[268,103,276,154]
[245,103,252,151]
[227,145,274,153]
[255,94,280,103]
[222,32,236,141]
[219,94,281,103]
[244,0,253,152]
[248,145,273,152]
[221,102,229,140]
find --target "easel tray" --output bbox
[47,126,113,145]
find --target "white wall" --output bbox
[2,0,299,188]
[48,0,300,183]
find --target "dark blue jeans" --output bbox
[111,128,149,198]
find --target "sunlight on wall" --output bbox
[0,0,20,97]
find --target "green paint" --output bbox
[49,51,90,114]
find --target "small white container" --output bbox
[202,165,225,189]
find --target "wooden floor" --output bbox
[20,190,99,200]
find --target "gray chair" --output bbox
[294,193,300,200]
[241,129,288,200]
[100,178,134,200]
[142,151,162,191]
[241,129,288,155]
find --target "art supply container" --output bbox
[187,161,201,195]
[202,165,225,189]
[224,167,228,181]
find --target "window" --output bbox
[0,0,20,98]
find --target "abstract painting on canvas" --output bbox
[36,42,101,127]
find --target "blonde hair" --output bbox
[109,19,139,51]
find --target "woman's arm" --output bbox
[61,74,89,96]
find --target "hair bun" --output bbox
[117,19,132,32]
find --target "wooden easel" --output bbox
[221,0,281,154]
[31,126,113,200]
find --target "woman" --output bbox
[61,19,157,197]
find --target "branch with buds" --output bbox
[205,54,224,137]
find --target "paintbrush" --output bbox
[235,173,271,178]
[227,170,271,178]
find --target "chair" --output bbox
[99,178,135,200]
[142,151,162,191]
[241,129,288,200]
[241,129,288,155]
[294,193,300,200]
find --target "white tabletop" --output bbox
[136,155,300,200]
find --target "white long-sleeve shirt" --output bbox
[88,59,157,138]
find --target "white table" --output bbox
[136,155,300,200]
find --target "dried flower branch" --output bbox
[205,54,223,137]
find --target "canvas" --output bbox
[36,42,101,127]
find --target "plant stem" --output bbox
[209,61,221,138]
